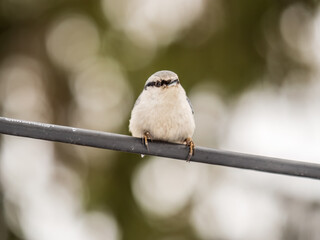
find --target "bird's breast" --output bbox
[137,88,195,142]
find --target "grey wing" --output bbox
[187,97,194,114]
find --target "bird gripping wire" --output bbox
[0,116,320,180]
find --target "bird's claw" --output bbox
[184,137,194,162]
[142,131,152,151]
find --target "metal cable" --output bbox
[0,117,319,179]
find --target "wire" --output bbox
[0,116,320,179]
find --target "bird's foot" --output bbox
[184,137,195,162]
[142,131,153,151]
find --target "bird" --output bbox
[129,70,195,161]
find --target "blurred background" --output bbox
[0,0,320,239]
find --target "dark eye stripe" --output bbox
[167,79,179,86]
[144,81,156,89]
[144,78,179,90]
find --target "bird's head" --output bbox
[144,70,180,90]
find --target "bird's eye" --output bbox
[156,81,161,87]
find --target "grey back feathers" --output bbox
[187,97,194,115]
